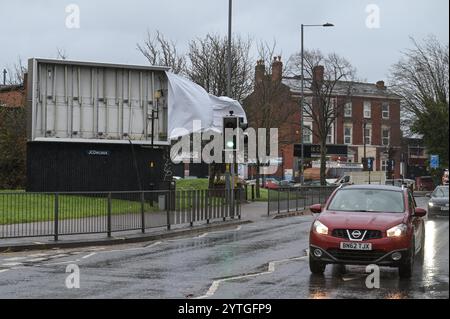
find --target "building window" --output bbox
[327,123,335,144]
[382,102,390,119]
[364,101,372,119]
[303,97,313,117]
[303,123,312,144]
[381,159,388,172]
[364,125,372,145]
[344,125,352,145]
[382,127,390,146]
[344,102,352,118]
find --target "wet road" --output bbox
[0,197,447,299]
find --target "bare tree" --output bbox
[185,34,255,188]
[244,41,298,197]
[187,34,253,103]
[390,35,449,165]
[56,48,68,60]
[287,49,356,185]
[4,57,27,85]
[137,30,187,74]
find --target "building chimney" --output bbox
[376,80,386,90]
[271,56,283,82]
[255,60,266,87]
[312,65,324,88]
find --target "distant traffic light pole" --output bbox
[226,0,236,218]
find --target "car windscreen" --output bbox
[433,187,449,198]
[328,189,405,213]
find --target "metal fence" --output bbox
[267,186,337,215]
[0,189,242,240]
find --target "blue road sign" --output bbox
[430,155,440,169]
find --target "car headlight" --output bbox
[313,220,329,235]
[428,202,434,208]
[387,224,407,238]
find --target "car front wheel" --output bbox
[309,255,326,275]
[398,242,415,279]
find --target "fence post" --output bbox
[166,191,171,230]
[238,188,242,220]
[267,189,270,216]
[252,184,255,202]
[277,189,280,214]
[54,193,59,241]
[190,190,194,227]
[141,192,145,234]
[107,193,112,238]
[206,190,210,225]
[287,188,290,213]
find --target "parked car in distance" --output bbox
[262,178,280,189]
[309,184,426,279]
[416,176,435,191]
[427,186,449,217]
[303,180,334,187]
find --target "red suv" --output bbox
[309,185,427,278]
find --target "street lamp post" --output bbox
[227,0,232,97]
[299,23,334,185]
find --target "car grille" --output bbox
[332,229,383,240]
[327,249,386,262]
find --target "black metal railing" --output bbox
[267,186,337,216]
[0,189,242,240]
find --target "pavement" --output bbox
[0,201,298,253]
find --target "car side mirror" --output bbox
[414,207,427,217]
[425,193,431,198]
[310,204,322,214]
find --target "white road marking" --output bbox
[1,262,23,267]
[2,257,27,262]
[196,256,308,299]
[82,253,97,259]
[26,258,47,262]
[0,269,9,274]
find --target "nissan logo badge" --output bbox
[352,230,362,238]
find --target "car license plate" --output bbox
[340,242,372,251]
[441,207,449,211]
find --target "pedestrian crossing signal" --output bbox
[363,157,374,172]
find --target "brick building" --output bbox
[244,58,403,180]
[0,73,26,108]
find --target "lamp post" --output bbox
[363,119,367,165]
[227,0,232,97]
[300,23,334,185]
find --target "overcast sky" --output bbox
[1,0,448,84]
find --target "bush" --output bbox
[0,107,27,189]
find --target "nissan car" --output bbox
[309,184,426,279]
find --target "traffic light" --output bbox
[223,116,238,150]
[387,160,395,172]
[362,157,374,171]
[367,158,374,171]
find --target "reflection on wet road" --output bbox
[0,198,448,299]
